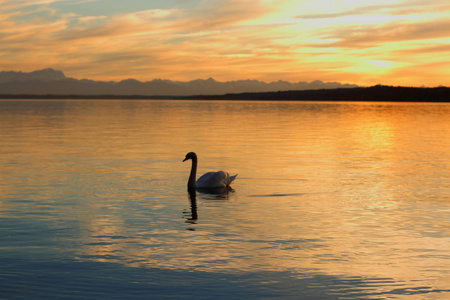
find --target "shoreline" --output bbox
[1,85,449,102]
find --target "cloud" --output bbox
[25,0,285,80]
[52,0,270,41]
[296,4,393,19]
[296,1,449,19]
[0,6,66,49]
[168,0,269,32]
[314,19,450,48]
[393,44,450,55]
[0,0,69,12]
[54,16,140,40]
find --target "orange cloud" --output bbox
[0,0,449,86]
[315,20,450,48]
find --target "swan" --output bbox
[183,152,237,190]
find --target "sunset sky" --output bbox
[1,0,449,86]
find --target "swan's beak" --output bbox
[183,158,188,162]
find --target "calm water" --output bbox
[1,99,449,299]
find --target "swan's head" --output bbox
[183,152,197,162]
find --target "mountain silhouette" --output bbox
[0,68,358,96]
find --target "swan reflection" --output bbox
[197,186,234,197]
[183,187,235,226]
[184,189,198,224]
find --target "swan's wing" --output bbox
[224,173,238,186]
[196,171,226,188]
[196,171,237,188]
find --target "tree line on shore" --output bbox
[1,85,449,102]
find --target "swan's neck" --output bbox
[188,156,197,189]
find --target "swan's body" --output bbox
[183,152,237,190]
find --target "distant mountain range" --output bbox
[0,68,358,96]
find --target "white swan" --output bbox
[183,152,237,190]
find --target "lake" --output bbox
[1,99,449,299]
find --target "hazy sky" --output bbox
[1,0,449,86]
